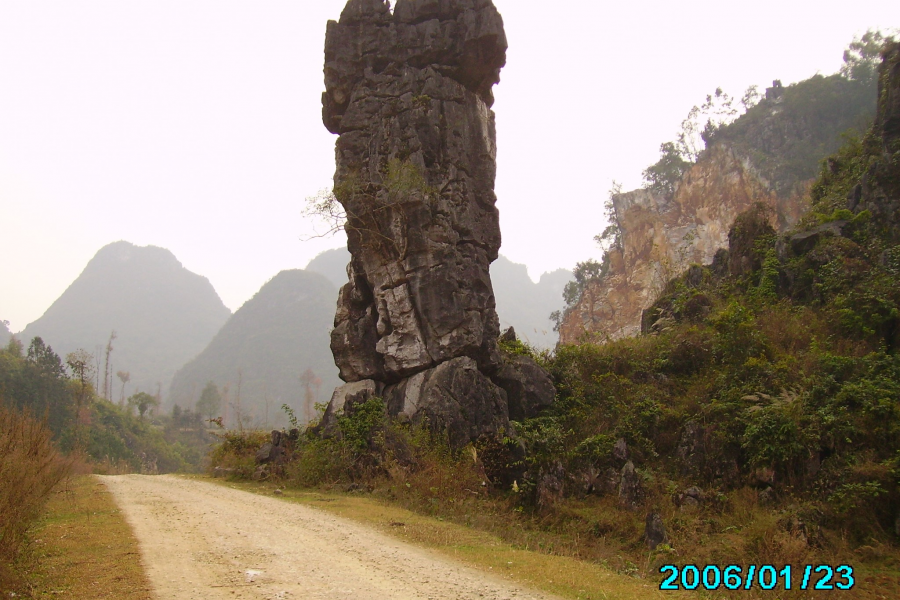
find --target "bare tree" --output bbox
[116,370,131,406]
[299,368,322,425]
[102,331,117,400]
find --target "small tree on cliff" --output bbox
[841,29,897,87]
[642,142,692,197]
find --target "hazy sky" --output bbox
[1,1,896,332]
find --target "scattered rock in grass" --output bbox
[618,461,644,511]
[644,512,668,550]
[613,438,629,464]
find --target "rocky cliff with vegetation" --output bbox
[560,65,878,345]
[19,241,231,399]
[213,34,900,599]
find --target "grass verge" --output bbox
[21,475,151,599]
[204,476,694,600]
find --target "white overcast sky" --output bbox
[1,1,896,332]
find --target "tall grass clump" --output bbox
[0,403,72,589]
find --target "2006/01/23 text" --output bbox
[659,564,854,591]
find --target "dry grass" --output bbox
[20,476,152,599]
[209,477,695,600]
[0,404,71,591]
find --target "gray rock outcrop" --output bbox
[643,513,668,550]
[321,0,539,447]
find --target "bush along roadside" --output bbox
[0,404,72,592]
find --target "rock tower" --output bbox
[320,0,550,448]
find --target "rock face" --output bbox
[876,42,900,151]
[308,247,573,349]
[322,0,536,447]
[559,145,808,344]
[855,41,900,238]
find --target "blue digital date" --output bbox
[659,564,854,591]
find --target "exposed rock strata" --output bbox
[321,0,548,446]
[559,144,809,345]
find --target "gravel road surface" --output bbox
[101,474,560,600]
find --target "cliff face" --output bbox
[559,146,808,343]
[559,72,878,346]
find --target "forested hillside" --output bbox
[0,336,210,472]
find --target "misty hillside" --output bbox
[307,248,573,349]
[305,247,352,289]
[19,241,231,398]
[0,320,11,346]
[491,256,573,349]
[168,269,340,426]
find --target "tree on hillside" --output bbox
[66,349,95,448]
[27,337,67,380]
[1,338,75,436]
[128,392,159,420]
[300,368,322,424]
[196,381,221,422]
[841,29,896,87]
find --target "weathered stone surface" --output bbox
[325,0,507,381]
[618,460,644,511]
[320,379,383,434]
[321,0,542,448]
[492,354,555,422]
[536,461,566,508]
[383,356,509,449]
[255,442,277,464]
[644,513,668,550]
[612,438,629,464]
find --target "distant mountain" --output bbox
[305,248,572,349]
[306,247,352,289]
[491,256,573,349]
[168,269,340,426]
[20,241,231,399]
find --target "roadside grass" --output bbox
[204,476,697,600]
[22,475,151,599]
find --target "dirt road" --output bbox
[101,475,560,600]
